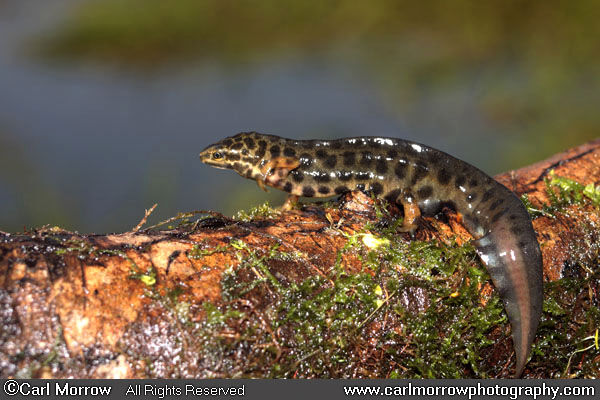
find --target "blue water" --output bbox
[0,0,539,233]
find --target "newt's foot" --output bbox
[401,217,436,240]
[397,221,418,234]
[256,178,268,192]
[281,195,299,211]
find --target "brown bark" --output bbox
[1,139,599,378]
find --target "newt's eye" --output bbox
[212,152,223,160]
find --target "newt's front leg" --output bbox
[281,195,299,211]
[257,156,301,192]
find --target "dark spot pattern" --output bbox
[370,182,383,195]
[226,153,241,161]
[331,141,342,149]
[491,208,508,223]
[355,171,370,181]
[244,138,255,149]
[335,185,348,194]
[384,189,402,204]
[299,153,313,167]
[318,186,330,195]
[338,171,353,181]
[375,159,388,174]
[256,141,267,158]
[355,183,366,191]
[481,189,494,203]
[343,151,355,166]
[302,186,315,197]
[291,170,304,183]
[283,147,296,157]
[455,175,466,188]
[489,198,504,211]
[437,168,451,185]
[325,155,337,168]
[270,145,281,158]
[469,179,478,187]
[223,139,233,147]
[231,142,244,150]
[316,149,328,159]
[395,162,407,179]
[283,182,293,192]
[417,185,433,199]
[411,162,429,184]
[426,151,441,167]
[444,200,457,210]
[360,151,374,166]
[314,171,331,183]
[387,149,398,159]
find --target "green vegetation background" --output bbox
[43,0,600,161]
[38,0,600,216]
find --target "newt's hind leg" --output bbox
[396,195,421,234]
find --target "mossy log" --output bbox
[1,140,599,379]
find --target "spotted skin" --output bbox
[199,131,543,377]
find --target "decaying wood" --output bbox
[1,139,599,378]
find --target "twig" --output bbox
[145,210,219,231]
[132,203,158,232]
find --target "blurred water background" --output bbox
[1,0,598,233]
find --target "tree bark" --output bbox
[1,139,599,378]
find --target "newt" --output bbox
[199,131,543,377]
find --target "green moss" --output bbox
[221,240,284,299]
[129,266,157,286]
[522,170,600,218]
[534,274,600,378]
[52,238,96,257]
[517,171,600,377]
[188,242,229,259]
[583,184,600,205]
[188,207,515,377]
[233,202,279,222]
[203,302,246,327]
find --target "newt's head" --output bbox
[200,131,301,193]
[199,131,272,179]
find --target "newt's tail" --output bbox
[472,203,543,377]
